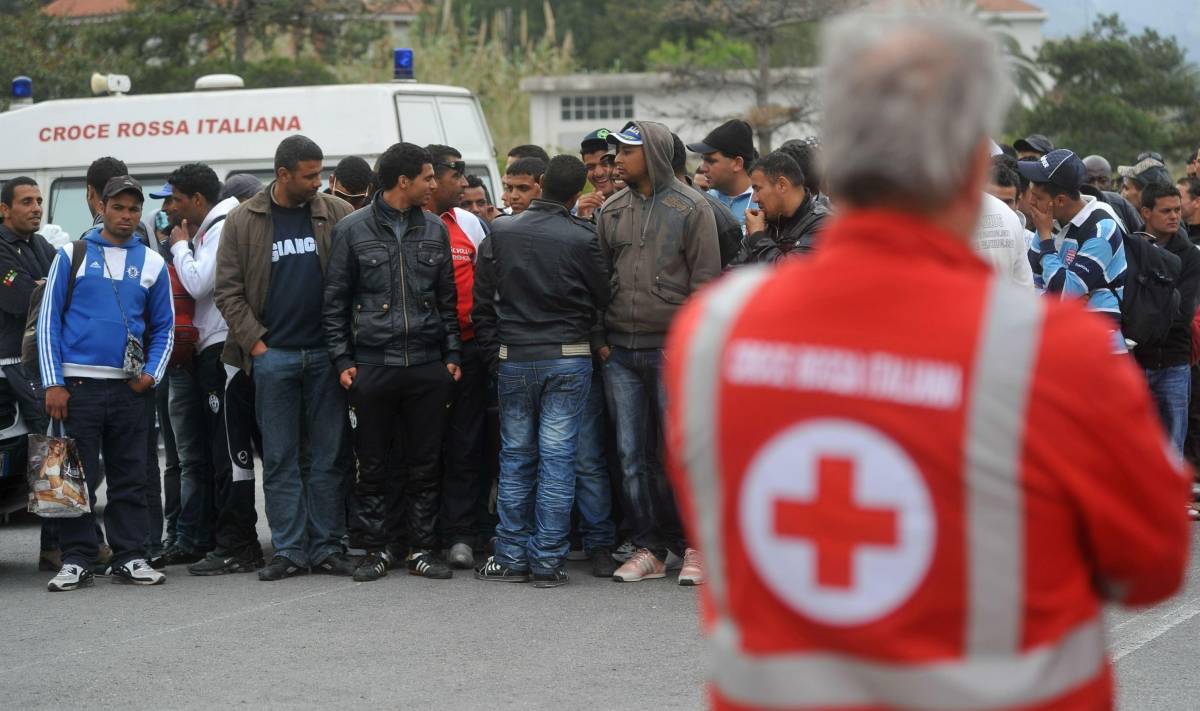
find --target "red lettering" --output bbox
[176,120,189,135]
[98,123,109,139]
[286,115,300,131]
[53,126,66,141]
[82,125,96,139]
[117,122,130,137]
[38,127,50,142]
[270,116,284,131]
[148,121,160,137]
[253,117,266,132]
[218,119,231,133]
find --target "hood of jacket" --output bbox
[83,226,141,249]
[634,120,678,196]
[196,196,240,239]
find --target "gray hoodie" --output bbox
[596,121,721,349]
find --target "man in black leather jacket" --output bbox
[471,155,610,587]
[322,142,462,582]
[744,151,831,263]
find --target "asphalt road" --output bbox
[1,482,1197,710]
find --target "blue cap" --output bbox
[1017,149,1086,192]
[148,183,173,199]
[607,121,643,147]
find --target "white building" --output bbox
[521,0,1046,153]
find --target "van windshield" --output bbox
[49,176,169,243]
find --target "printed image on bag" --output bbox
[26,422,90,518]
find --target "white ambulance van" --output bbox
[0,77,501,239]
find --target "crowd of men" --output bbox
[1,91,1196,592]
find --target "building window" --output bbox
[560,95,635,121]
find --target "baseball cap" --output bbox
[1013,134,1054,156]
[581,128,613,154]
[148,183,172,199]
[687,119,756,161]
[607,121,643,147]
[220,173,263,202]
[1016,149,1086,191]
[1117,153,1170,182]
[102,175,144,201]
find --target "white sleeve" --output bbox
[454,208,487,250]
[1004,206,1035,289]
[170,223,221,300]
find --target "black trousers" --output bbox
[348,361,452,551]
[439,339,490,547]
[60,379,150,568]
[157,379,181,548]
[197,344,262,558]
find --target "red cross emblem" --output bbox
[773,457,899,589]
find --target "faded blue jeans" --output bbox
[168,366,213,553]
[575,369,616,553]
[603,346,686,561]
[1145,364,1191,455]
[252,347,347,567]
[494,357,592,575]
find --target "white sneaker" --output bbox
[48,563,94,592]
[112,558,166,586]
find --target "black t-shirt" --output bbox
[263,202,325,348]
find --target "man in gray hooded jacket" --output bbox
[596,120,721,585]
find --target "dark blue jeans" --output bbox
[495,357,592,574]
[168,366,214,553]
[1145,364,1191,455]
[59,378,150,568]
[603,347,685,561]
[252,347,347,567]
[575,369,616,552]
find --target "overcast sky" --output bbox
[1035,0,1199,62]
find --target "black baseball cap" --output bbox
[581,128,613,154]
[687,119,756,162]
[1013,134,1054,156]
[1016,149,1086,191]
[102,175,144,201]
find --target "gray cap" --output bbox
[1081,154,1111,178]
[220,173,263,202]
[101,175,143,201]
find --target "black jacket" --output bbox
[1133,227,1200,370]
[322,193,461,374]
[0,225,56,359]
[1081,186,1143,234]
[744,192,831,264]
[472,200,610,372]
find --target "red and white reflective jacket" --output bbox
[665,209,1191,711]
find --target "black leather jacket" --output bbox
[0,225,56,360]
[473,200,610,373]
[322,193,461,373]
[745,192,831,264]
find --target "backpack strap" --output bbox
[62,240,88,314]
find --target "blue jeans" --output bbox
[495,357,592,574]
[168,366,214,553]
[1145,364,1191,455]
[575,369,615,552]
[603,347,685,561]
[252,347,347,567]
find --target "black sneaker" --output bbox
[313,552,358,576]
[407,550,453,579]
[112,559,166,585]
[188,551,263,576]
[589,548,619,578]
[532,569,569,588]
[48,563,94,592]
[353,551,392,582]
[257,555,308,581]
[474,555,531,583]
[150,546,204,569]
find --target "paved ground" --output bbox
[1,482,1197,710]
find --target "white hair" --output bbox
[820,8,1014,211]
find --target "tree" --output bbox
[649,0,849,152]
[1013,14,1200,166]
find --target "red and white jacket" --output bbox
[665,209,1191,711]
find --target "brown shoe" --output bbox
[38,548,63,571]
[97,544,113,566]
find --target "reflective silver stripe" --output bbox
[561,343,591,357]
[680,267,773,614]
[498,344,508,360]
[965,279,1044,655]
[711,618,1106,710]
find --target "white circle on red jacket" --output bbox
[739,418,935,626]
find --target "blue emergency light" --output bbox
[11,76,32,100]
[393,49,414,81]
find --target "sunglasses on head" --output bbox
[333,188,369,205]
[437,160,467,174]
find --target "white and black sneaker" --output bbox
[112,559,166,586]
[474,556,531,583]
[407,550,452,579]
[353,550,392,582]
[48,563,94,592]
